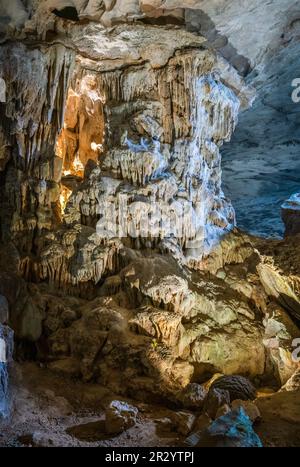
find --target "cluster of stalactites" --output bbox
[87,50,240,260]
[0,43,75,171]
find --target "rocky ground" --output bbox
[1,362,184,447]
[1,361,300,447]
[0,230,300,447]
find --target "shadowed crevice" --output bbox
[52,7,79,22]
[185,8,252,77]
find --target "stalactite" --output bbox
[0,30,249,291]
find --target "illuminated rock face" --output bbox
[0,43,74,249]
[56,75,105,177]
[68,49,240,265]
[0,15,253,289]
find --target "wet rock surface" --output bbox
[186,408,263,447]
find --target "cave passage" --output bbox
[221,38,300,239]
[52,7,79,22]
[222,140,300,238]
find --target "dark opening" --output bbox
[140,15,185,27]
[52,7,79,22]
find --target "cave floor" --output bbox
[0,363,183,447]
[1,363,300,448]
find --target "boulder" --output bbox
[258,263,300,322]
[178,383,207,409]
[281,368,300,392]
[231,400,261,423]
[154,417,173,434]
[210,375,257,402]
[263,303,300,385]
[281,194,300,237]
[215,403,231,419]
[186,408,263,447]
[169,411,196,436]
[105,400,138,435]
[19,297,45,342]
[193,412,212,434]
[203,387,231,419]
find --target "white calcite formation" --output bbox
[0,12,253,288]
[80,49,242,264]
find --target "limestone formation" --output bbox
[281,369,300,393]
[105,400,138,434]
[0,0,299,449]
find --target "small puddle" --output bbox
[66,420,115,442]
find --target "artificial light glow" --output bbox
[91,142,103,152]
[60,186,72,214]
[73,153,84,176]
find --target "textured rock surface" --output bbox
[186,408,263,448]
[219,1,300,237]
[169,410,196,436]
[203,387,230,419]
[209,375,257,402]
[0,296,9,325]
[231,400,261,424]
[105,400,138,434]
[281,369,300,392]
[0,9,254,290]
[255,390,300,447]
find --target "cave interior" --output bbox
[0,0,299,449]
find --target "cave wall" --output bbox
[222,24,300,237]
[0,43,74,250]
